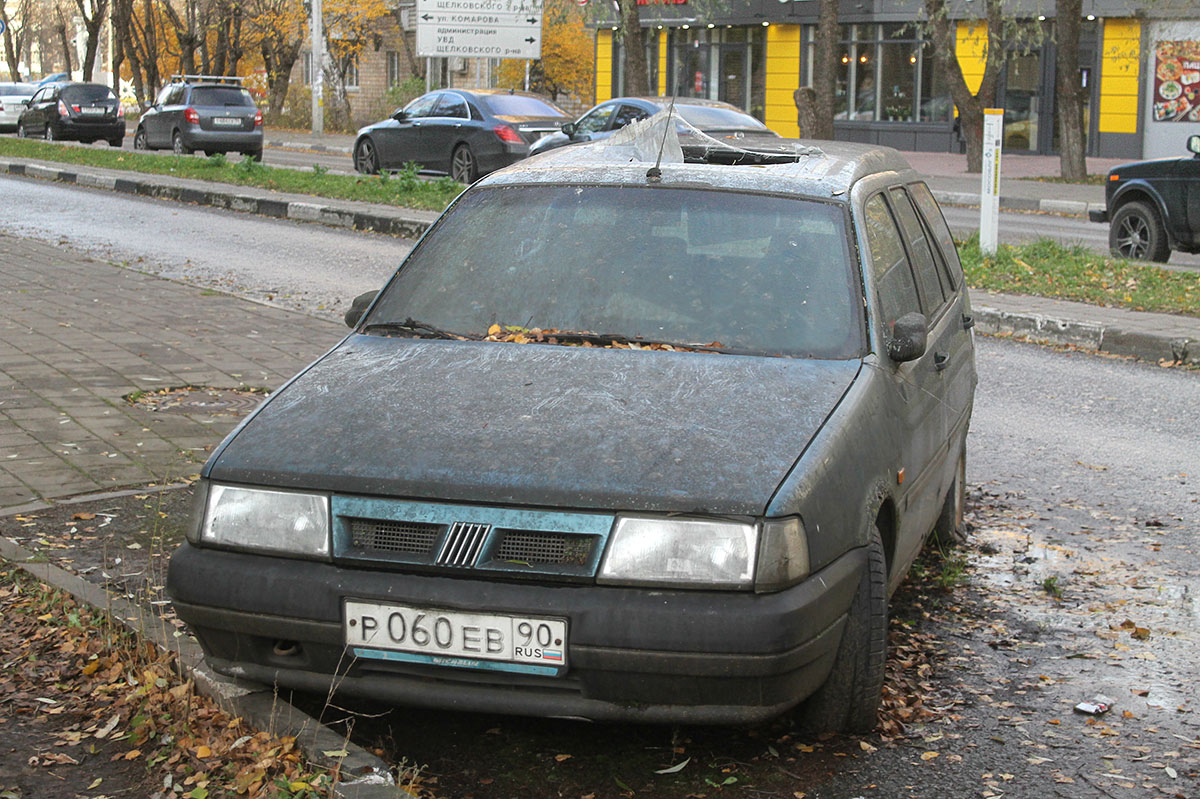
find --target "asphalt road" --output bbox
[5,180,1198,797]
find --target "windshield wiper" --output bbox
[361,318,475,340]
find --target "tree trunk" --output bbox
[793,87,818,137]
[262,37,301,116]
[73,0,109,81]
[55,12,74,75]
[810,0,837,140]
[0,3,22,81]
[1055,0,1087,180]
[616,0,647,96]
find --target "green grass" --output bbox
[0,137,463,211]
[959,234,1200,318]
[1016,174,1107,186]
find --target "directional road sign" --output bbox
[416,0,543,60]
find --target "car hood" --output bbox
[208,337,860,515]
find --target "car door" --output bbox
[376,92,438,169]
[147,85,182,147]
[861,191,947,573]
[609,103,651,139]
[422,92,473,172]
[21,87,47,133]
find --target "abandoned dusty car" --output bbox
[167,117,977,731]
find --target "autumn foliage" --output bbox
[496,0,595,104]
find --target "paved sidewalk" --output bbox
[0,235,340,512]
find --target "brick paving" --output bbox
[0,234,340,512]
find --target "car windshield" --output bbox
[365,184,863,359]
[61,85,116,103]
[190,86,254,106]
[676,105,770,131]
[483,95,566,117]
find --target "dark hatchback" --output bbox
[1090,135,1200,262]
[133,77,263,159]
[352,89,570,182]
[168,122,977,731]
[16,82,125,145]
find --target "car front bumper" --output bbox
[168,542,864,724]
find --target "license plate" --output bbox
[344,600,568,676]
[80,107,105,116]
[212,117,241,127]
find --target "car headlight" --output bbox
[598,516,758,589]
[755,516,810,591]
[198,484,330,559]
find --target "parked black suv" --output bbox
[134,75,263,160]
[1090,135,1200,262]
[16,82,125,145]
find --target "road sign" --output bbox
[0,19,6,35]
[416,0,543,60]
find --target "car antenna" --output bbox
[646,95,678,183]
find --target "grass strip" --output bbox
[959,234,1200,318]
[0,136,463,211]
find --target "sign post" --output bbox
[416,0,543,60]
[979,108,1004,255]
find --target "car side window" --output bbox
[576,104,616,134]
[155,86,173,106]
[889,188,947,314]
[167,87,185,105]
[29,88,45,103]
[433,94,468,119]
[404,94,439,118]
[863,194,921,329]
[613,104,649,128]
[908,182,962,291]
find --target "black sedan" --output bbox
[528,96,783,159]
[1090,135,1200,262]
[353,89,570,183]
[17,81,125,145]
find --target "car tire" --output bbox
[929,447,967,548]
[354,138,379,174]
[108,137,123,147]
[247,149,263,162]
[44,125,56,142]
[1110,201,1170,263]
[172,131,192,155]
[133,128,148,150]
[450,144,477,183]
[796,522,887,735]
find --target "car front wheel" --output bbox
[354,139,379,174]
[17,123,27,138]
[44,125,56,141]
[450,144,477,183]
[1110,201,1170,262]
[797,521,888,734]
[133,128,148,150]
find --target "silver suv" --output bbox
[133,75,263,160]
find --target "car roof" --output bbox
[487,136,918,200]
[608,96,746,111]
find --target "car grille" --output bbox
[333,497,613,580]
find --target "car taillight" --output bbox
[184,107,200,124]
[254,109,263,127]
[58,100,70,117]
[492,124,523,144]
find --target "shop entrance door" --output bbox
[719,44,749,111]
[998,52,1042,152]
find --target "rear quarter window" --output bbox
[863,194,921,329]
[908,182,963,291]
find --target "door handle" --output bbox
[962,313,975,329]
[934,352,950,371]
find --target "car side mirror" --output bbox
[887,312,928,362]
[1188,134,1200,157]
[561,122,576,137]
[391,109,409,121]
[344,290,379,328]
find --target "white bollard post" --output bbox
[979,108,1004,255]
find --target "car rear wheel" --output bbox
[108,137,123,147]
[247,149,263,162]
[451,144,477,183]
[133,128,148,150]
[796,521,887,734]
[17,123,27,138]
[930,447,967,547]
[354,138,379,174]
[172,131,192,155]
[1110,201,1170,263]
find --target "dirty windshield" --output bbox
[366,184,863,358]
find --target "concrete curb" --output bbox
[267,139,355,155]
[929,189,1106,219]
[0,533,409,799]
[0,158,433,240]
[972,304,1196,364]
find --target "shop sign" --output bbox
[1152,41,1200,122]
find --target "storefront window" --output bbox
[854,43,877,120]
[918,42,954,122]
[668,28,764,118]
[879,24,917,122]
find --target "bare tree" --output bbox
[1055,0,1087,179]
[69,0,110,80]
[54,2,74,76]
[0,0,33,81]
[616,0,647,96]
